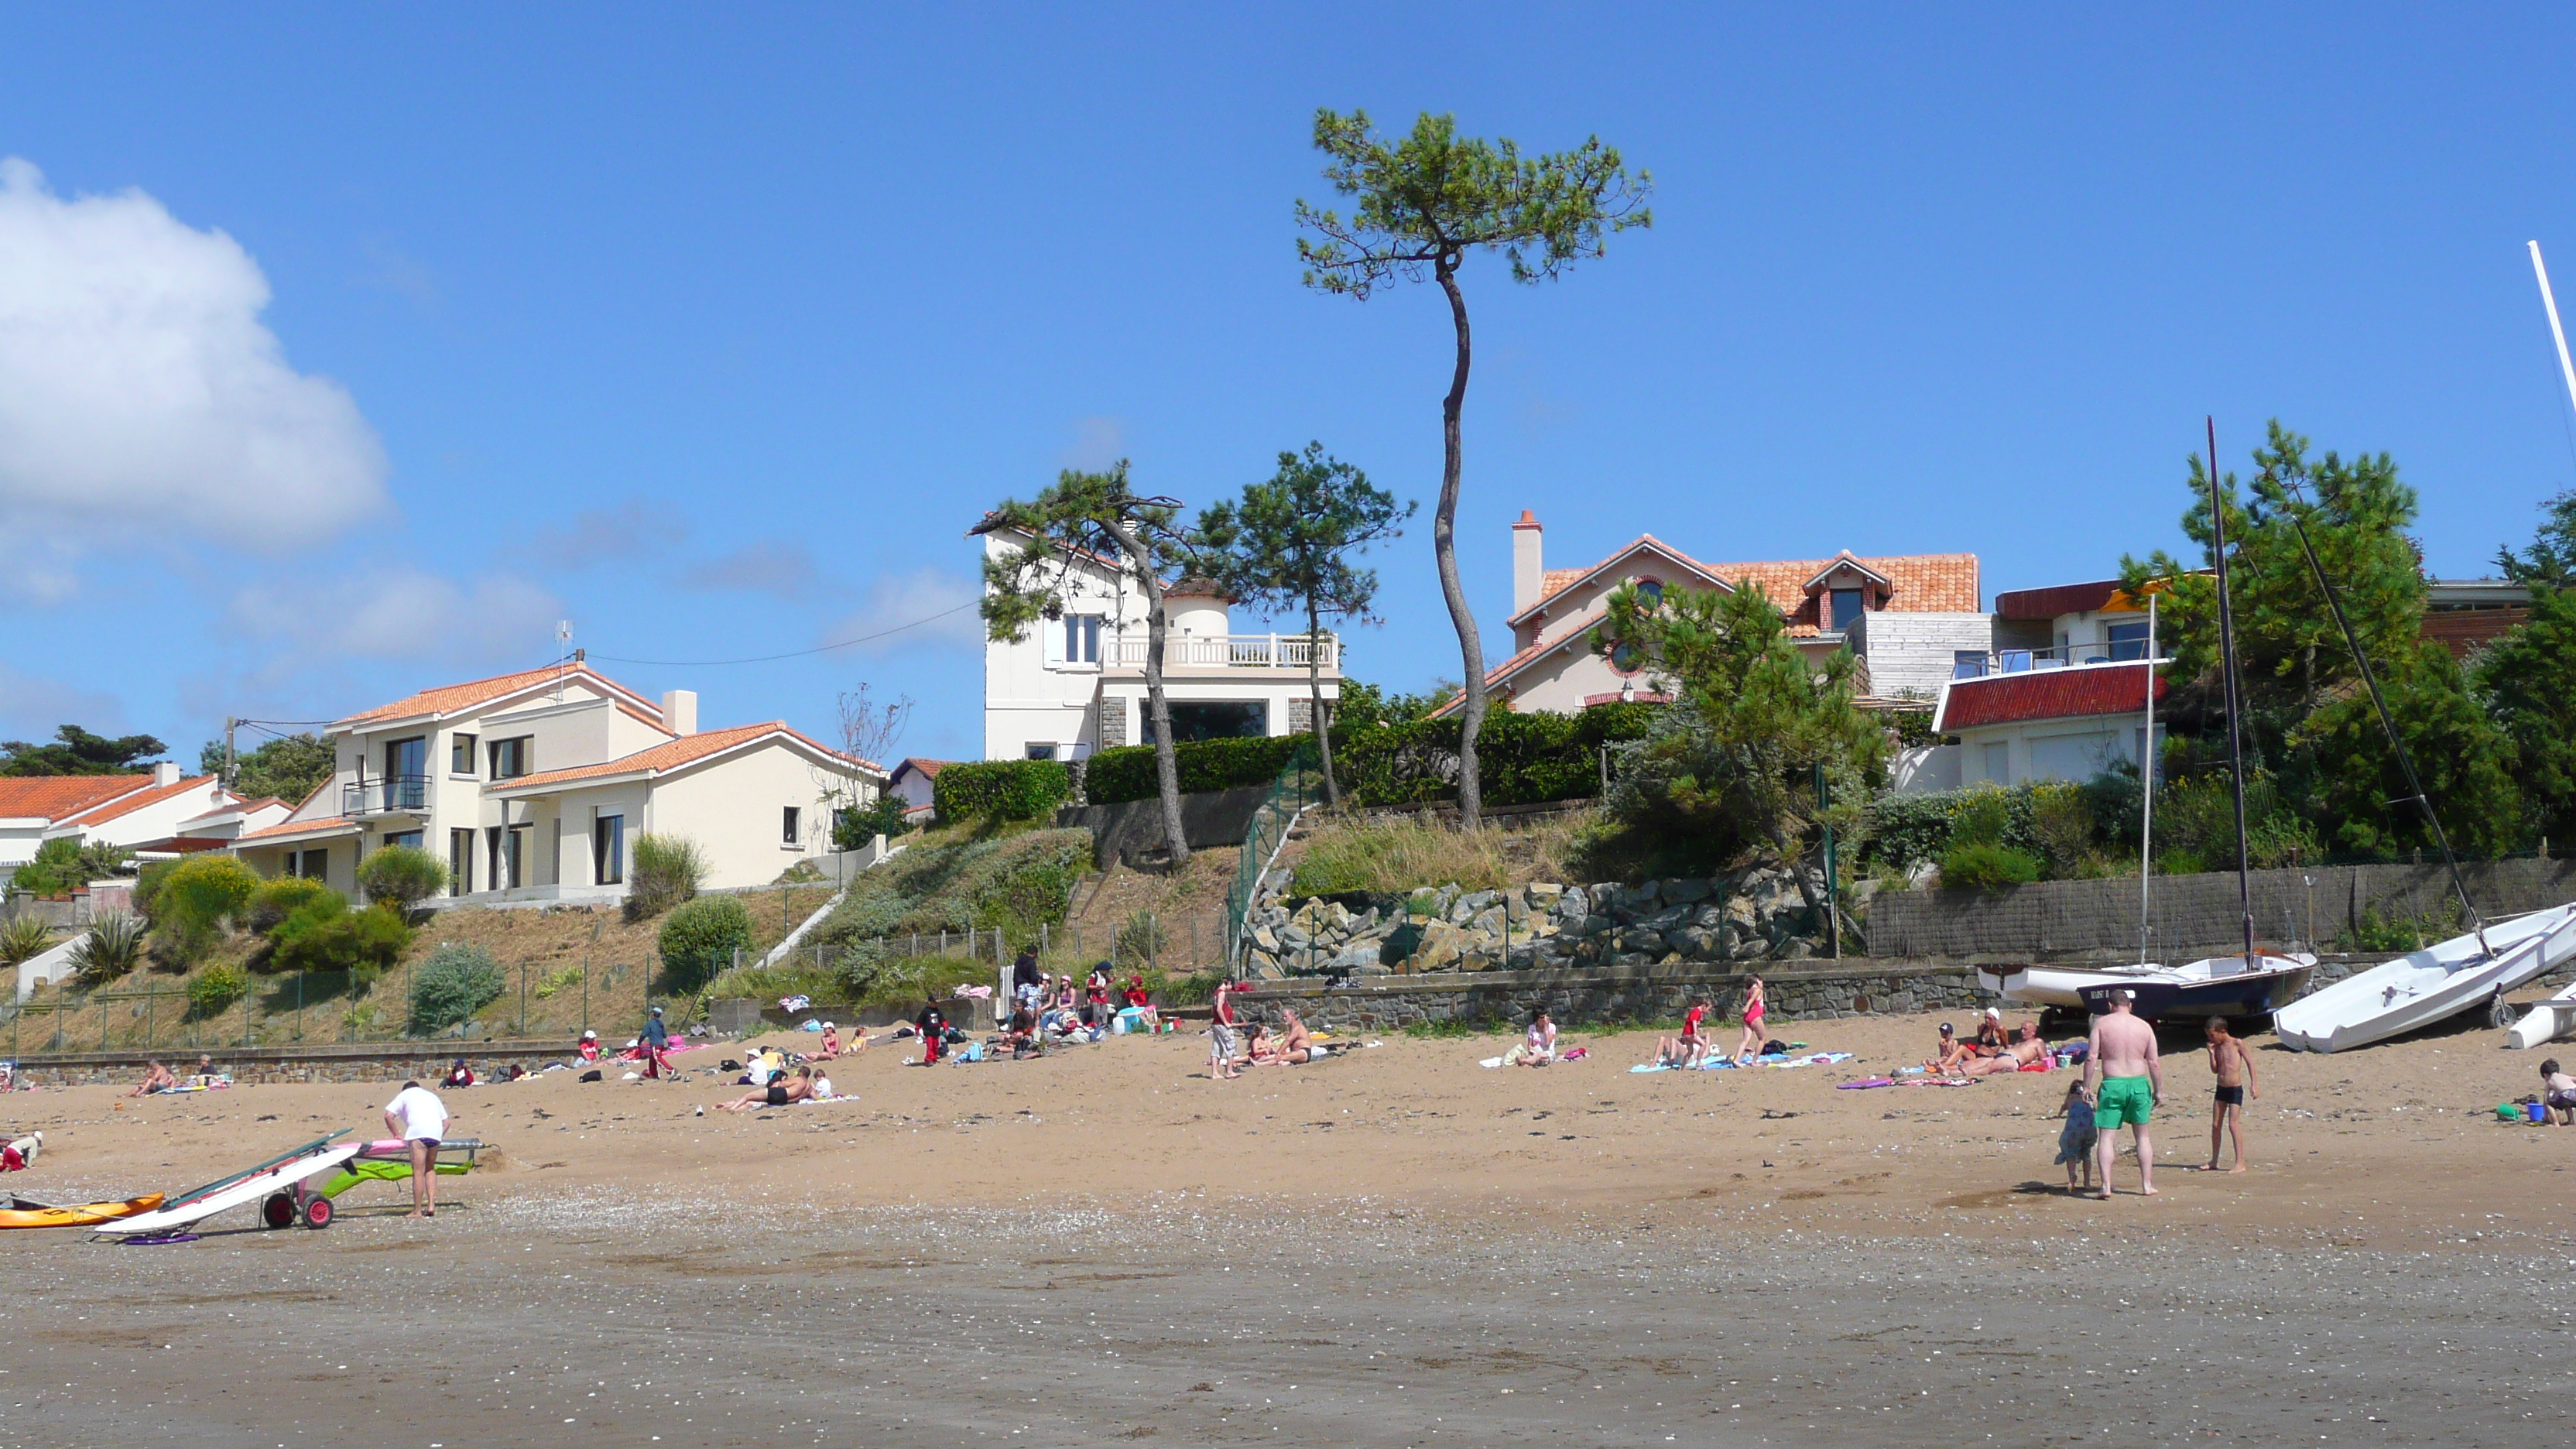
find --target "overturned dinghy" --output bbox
[2506,978,2576,1050]
[2275,905,2576,1053]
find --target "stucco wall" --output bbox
[649,742,848,889]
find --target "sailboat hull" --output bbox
[2076,956,2315,1020]
[2506,980,2576,1050]
[2276,905,2576,1053]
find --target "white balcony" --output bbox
[1107,632,1338,673]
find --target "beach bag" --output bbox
[580,1069,603,1083]
[1762,1039,1788,1056]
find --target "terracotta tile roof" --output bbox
[893,757,952,780]
[1935,663,2163,732]
[1512,540,1981,635]
[0,775,152,821]
[59,775,220,827]
[238,814,360,844]
[334,663,653,727]
[492,722,881,792]
[1428,632,1584,718]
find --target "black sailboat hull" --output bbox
[2078,965,2314,1020]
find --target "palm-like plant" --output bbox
[70,911,147,983]
[0,913,55,967]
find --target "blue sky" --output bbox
[7,5,2576,766]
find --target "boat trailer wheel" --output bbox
[301,1194,333,1229]
[261,1192,296,1230]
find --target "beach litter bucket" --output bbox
[2530,1102,2550,1124]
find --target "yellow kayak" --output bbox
[0,1194,165,1229]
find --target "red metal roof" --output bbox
[1992,578,2130,620]
[1937,663,2162,731]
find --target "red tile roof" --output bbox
[893,757,952,780]
[0,775,152,821]
[1512,538,1981,636]
[335,663,654,727]
[238,814,360,844]
[492,722,879,792]
[1935,663,2163,732]
[58,775,221,827]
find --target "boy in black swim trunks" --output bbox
[2204,1016,2258,1173]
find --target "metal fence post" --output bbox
[519,961,529,1037]
[296,971,305,1043]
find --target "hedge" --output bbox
[1334,702,1660,808]
[1084,735,1312,804]
[933,759,1072,822]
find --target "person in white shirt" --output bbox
[383,1081,451,1219]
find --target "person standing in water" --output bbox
[2202,1016,2257,1172]
[2085,989,2163,1199]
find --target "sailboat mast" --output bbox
[2207,417,2259,968]
[2529,241,2576,418]
[2139,589,2157,967]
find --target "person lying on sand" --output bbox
[718,1067,817,1112]
[1963,1023,2050,1076]
[129,1060,175,1097]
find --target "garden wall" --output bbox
[1057,785,1270,870]
[5,1039,584,1088]
[1865,858,2576,961]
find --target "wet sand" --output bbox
[2,1010,2571,1447]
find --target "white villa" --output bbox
[972,520,1341,762]
[1437,509,1989,717]
[231,661,884,903]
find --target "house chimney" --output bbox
[1512,509,1545,615]
[153,761,181,787]
[662,690,697,736]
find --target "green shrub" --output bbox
[271,892,412,981]
[246,875,335,933]
[1938,841,2044,892]
[150,855,261,963]
[0,913,54,967]
[1113,909,1168,966]
[1083,735,1312,804]
[70,911,147,983]
[357,844,447,911]
[132,859,174,920]
[7,837,128,897]
[625,833,707,921]
[659,894,754,993]
[532,963,584,999]
[187,964,248,1019]
[1331,704,1658,808]
[810,828,1091,951]
[932,759,1071,822]
[2027,783,2094,875]
[832,795,914,849]
[408,942,507,1035]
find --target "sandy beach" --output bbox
[2,1007,2571,1447]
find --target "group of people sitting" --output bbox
[126,1056,222,1095]
[1649,979,1776,1067]
[1205,981,1334,1078]
[1924,1008,2059,1076]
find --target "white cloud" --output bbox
[1057,416,1126,471]
[682,539,819,601]
[524,498,689,569]
[230,567,563,666]
[823,567,985,655]
[0,663,124,739]
[0,157,389,559]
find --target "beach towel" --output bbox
[1836,1077,1896,1090]
[1629,1063,1676,1074]
[952,984,994,999]
[1769,1052,1855,1069]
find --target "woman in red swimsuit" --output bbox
[1732,976,1768,1065]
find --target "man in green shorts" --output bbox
[2084,989,2163,1200]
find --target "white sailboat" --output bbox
[2506,978,2576,1050]
[2277,904,2576,1053]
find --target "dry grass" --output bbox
[1286,807,1598,897]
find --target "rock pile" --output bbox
[1238,865,1835,978]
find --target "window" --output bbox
[2107,620,2151,661]
[594,814,624,886]
[489,737,531,779]
[1952,650,1988,680]
[1163,701,1267,742]
[1609,640,1646,675]
[782,806,802,848]
[450,733,478,776]
[384,737,426,810]
[1025,743,1059,761]
[294,848,329,880]
[1064,614,1102,664]
[1633,577,1664,608]
[1830,588,1865,632]
[384,830,423,851]
[449,828,474,894]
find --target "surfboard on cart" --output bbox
[0,1194,164,1229]
[94,1132,358,1236]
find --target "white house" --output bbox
[887,758,950,821]
[1984,576,2156,673]
[231,660,884,901]
[972,520,1341,762]
[0,766,265,868]
[1899,659,2166,793]
[1438,510,1989,717]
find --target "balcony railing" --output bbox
[343,774,430,817]
[1106,632,1338,672]
[1952,641,2153,680]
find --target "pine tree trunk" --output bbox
[1436,259,1487,831]
[1308,591,1339,807]
[1104,516,1190,871]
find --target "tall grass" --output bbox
[1288,809,1595,896]
[626,834,710,921]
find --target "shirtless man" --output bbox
[718,1066,816,1112]
[128,1060,176,1096]
[2085,990,2163,1199]
[1964,1022,2050,1077]
[2203,1016,2258,1172]
[1276,1009,1323,1064]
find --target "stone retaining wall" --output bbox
[5,1040,597,1088]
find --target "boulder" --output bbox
[1662,879,1711,905]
